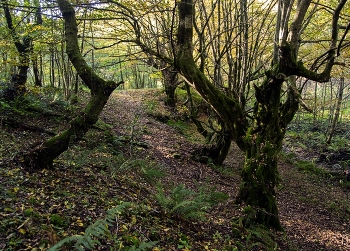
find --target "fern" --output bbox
[48,202,132,251]
[128,241,158,251]
[117,159,166,183]
[155,184,228,221]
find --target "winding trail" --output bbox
[102,89,350,250]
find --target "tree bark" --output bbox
[21,0,122,170]
[206,129,232,166]
[162,66,178,109]
[32,56,42,87]
[237,76,287,230]
[1,0,31,100]
[326,77,344,144]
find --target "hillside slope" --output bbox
[0,89,349,250]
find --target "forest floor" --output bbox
[1,88,350,250]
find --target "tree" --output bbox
[1,0,33,100]
[110,0,180,109]
[21,0,123,169]
[175,0,349,230]
[185,0,279,165]
[326,77,345,144]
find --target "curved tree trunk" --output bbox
[23,90,114,169]
[21,0,122,170]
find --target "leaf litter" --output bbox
[0,89,349,250]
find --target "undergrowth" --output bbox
[2,89,349,250]
[155,184,228,221]
[48,202,157,251]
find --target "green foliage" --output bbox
[209,164,237,177]
[326,135,350,152]
[279,151,297,164]
[155,184,228,221]
[145,100,158,114]
[167,120,190,136]
[175,85,203,105]
[116,158,167,184]
[232,217,278,251]
[177,233,192,249]
[48,202,157,251]
[295,160,325,176]
[286,121,350,153]
[49,214,67,228]
[0,86,70,120]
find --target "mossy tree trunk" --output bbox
[162,66,178,109]
[2,0,32,100]
[22,0,122,170]
[206,129,232,166]
[236,76,296,230]
[175,0,344,230]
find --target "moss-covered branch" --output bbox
[57,0,118,93]
[23,91,114,169]
[176,0,248,150]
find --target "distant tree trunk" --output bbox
[32,55,42,87]
[162,66,178,109]
[145,55,179,109]
[50,48,56,87]
[22,0,123,170]
[1,0,32,100]
[32,2,42,87]
[326,77,344,144]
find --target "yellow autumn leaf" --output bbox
[18,228,26,234]
[119,242,124,249]
[131,215,136,224]
[76,219,84,227]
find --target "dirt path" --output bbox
[102,89,350,250]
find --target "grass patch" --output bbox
[294,160,325,175]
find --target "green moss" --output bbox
[49,214,67,228]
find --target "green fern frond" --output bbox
[48,202,132,251]
[155,184,227,221]
[128,241,158,251]
[47,235,82,251]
